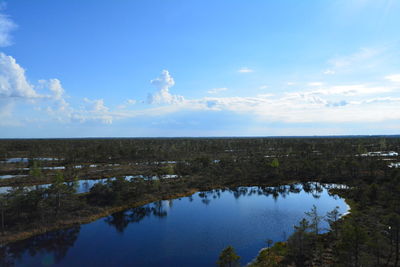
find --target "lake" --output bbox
[1,183,349,266]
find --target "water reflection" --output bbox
[0,175,180,194]
[105,201,171,234]
[2,183,349,266]
[0,227,80,267]
[192,182,345,206]
[105,182,346,231]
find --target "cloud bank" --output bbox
[1,30,400,136]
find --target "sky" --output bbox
[0,0,400,138]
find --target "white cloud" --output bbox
[385,74,400,83]
[0,52,39,98]
[0,98,20,126]
[0,53,124,125]
[116,99,137,110]
[286,82,296,86]
[308,82,323,87]
[238,67,254,73]
[183,93,400,124]
[27,76,397,127]
[49,79,72,112]
[360,97,400,104]
[0,53,71,109]
[37,78,71,114]
[329,47,381,69]
[47,79,64,100]
[323,69,335,75]
[259,85,268,90]
[207,87,228,94]
[313,84,393,96]
[0,52,77,125]
[71,98,113,124]
[0,6,16,47]
[326,47,388,75]
[1,45,398,131]
[283,84,394,99]
[151,69,175,90]
[283,92,328,106]
[84,98,109,113]
[147,70,184,104]
[132,77,400,125]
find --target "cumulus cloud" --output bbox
[207,87,228,94]
[151,69,175,89]
[47,79,64,99]
[38,78,70,112]
[0,22,397,132]
[1,54,396,128]
[52,76,400,126]
[84,98,109,113]
[70,98,113,124]
[147,70,184,104]
[136,75,400,125]
[238,67,253,73]
[0,6,16,47]
[0,52,117,125]
[0,52,76,125]
[0,52,39,98]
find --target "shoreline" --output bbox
[0,180,349,246]
[246,187,354,266]
[0,188,198,245]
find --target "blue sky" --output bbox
[0,0,400,137]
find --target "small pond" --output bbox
[1,183,349,266]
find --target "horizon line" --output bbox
[1,134,399,140]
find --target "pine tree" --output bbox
[217,246,240,267]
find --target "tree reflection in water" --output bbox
[104,182,341,233]
[105,200,169,233]
[0,226,80,266]
[0,182,345,266]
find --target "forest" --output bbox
[0,136,400,266]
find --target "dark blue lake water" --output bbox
[2,183,348,267]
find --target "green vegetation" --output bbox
[0,136,400,266]
[217,246,240,267]
[249,242,287,267]
[226,167,400,266]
